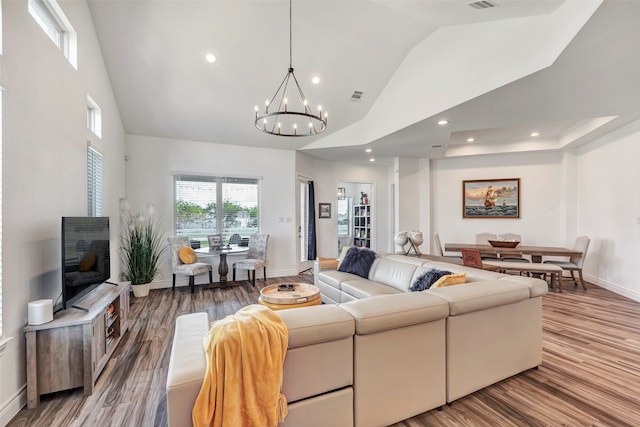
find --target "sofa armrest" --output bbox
[340,292,449,335]
[167,312,210,427]
[278,304,354,348]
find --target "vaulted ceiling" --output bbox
[88,0,640,165]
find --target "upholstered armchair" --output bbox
[544,235,590,289]
[167,237,213,293]
[232,234,269,287]
[433,233,462,259]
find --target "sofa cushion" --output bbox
[368,258,418,292]
[318,270,359,290]
[427,280,530,315]
[410,269,452,292]
[431,272,467,289]
[341,277,402,300]
[338,247,376,278]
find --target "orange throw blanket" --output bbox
[192,304,289,427]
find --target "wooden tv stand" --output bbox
[24,282,130,408]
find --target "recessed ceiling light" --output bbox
[369,158,375,162]
[205,53,216,63]
[312,76,320,85]
[467,138,475,143]
[530,132,539,137]
[438,120,448,126]
[365,148,372,153]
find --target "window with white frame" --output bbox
[28,0,77,69]
[174,175,260,247]
[87,95,102,138]
[87,146,103,217]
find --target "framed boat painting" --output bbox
[462,178,520,219]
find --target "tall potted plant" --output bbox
[120,206,166,297]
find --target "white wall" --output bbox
[432,151,570,248]
[125,135,298,286]
[431,123,640,302]
[576,120,640,300]
[1,1,126,423]
[296,153,391,257]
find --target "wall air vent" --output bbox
[350,90,364,102]
[467,0,499,9]
[432,144,443,148]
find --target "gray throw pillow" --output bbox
[337,246,376,279]
[410,268,452,292]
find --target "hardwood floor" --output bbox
[8,276,640,427]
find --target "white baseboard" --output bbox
[0,385,26,427]
[584,273,640,303]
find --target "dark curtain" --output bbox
[307,181,317,260]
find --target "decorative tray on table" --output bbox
[488,240,520,248]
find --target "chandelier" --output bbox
[254,0,327,137]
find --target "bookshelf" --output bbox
[353,204,371,248]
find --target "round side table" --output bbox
[259,283,321,310]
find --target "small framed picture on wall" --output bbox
[318,203,331,219]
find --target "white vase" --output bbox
[132,282,151,297]
[394,231,408,253]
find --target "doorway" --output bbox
[337,181,373,255]
[297,177,314,273]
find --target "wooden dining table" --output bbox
[444,243,581,263]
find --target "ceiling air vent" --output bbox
[350,90,364,102]
[431,144,443,148]
[467,0,499,10]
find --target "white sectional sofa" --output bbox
[167,253,547,427]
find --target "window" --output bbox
[87,95,102,138]
[87,146,103,217]
[28,0,77,69]
[174,175,260,247]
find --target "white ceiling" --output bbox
[87,0,640,165]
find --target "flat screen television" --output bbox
[61,217,111,310]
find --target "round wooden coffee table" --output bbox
[259,283,321,310]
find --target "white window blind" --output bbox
[174,175,260,247]
[87,147,103,217]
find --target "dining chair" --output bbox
[544,235,590,290]
[475,232,500,260]
[433,233,462,259]
[232,233,269,287]
[167,236,213,293]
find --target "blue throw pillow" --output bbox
[410,268,452,292]
[338,246,377,279]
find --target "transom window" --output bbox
[87,95,102,138]
[28,0,77,69]
[174,175,260,247]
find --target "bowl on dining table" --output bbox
[488,240,520,248]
